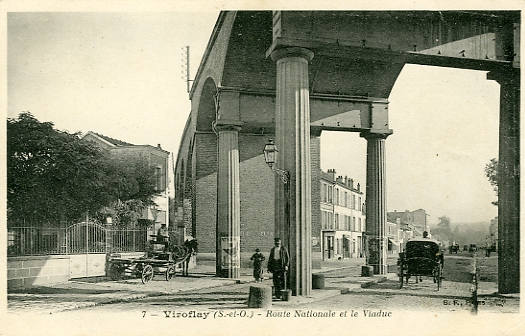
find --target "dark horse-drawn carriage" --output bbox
[107,238,198,284]
[397,238,444,290]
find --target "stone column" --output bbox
[487,69,520,294]
[215,121,243,278]
[271,47,314,296]
[360,130,391,275]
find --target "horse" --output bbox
[182,238,198,276]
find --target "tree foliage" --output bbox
[7,112,159,227]
[484,158,498,206]
[433,215,453,243]
[8,112,109,225]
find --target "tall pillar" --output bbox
[488,69,520,294]
[360,130,392,275]
[215,121,243,278]
[271,47,314,296]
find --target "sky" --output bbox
[7,11,500,225]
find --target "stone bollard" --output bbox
[469,259,479,315]
[247,285,272,308]
[361,265,373,277]
[312,273,325,289]
[281,289,292,301]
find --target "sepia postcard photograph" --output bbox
[1,1,523,335]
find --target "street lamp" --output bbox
[263,139,289,184]
[263,139,291,293]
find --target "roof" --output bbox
[83,131,170,154]
[406,237,441,245]
[88,132,134,147]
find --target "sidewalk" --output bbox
[8,258,393,314]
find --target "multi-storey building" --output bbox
[320,169,365,260]
[82,132,170,236]
[387,209,429,237]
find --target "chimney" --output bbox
[327,169,336,181]
[336,175,343,183]
[157,144,162,149]
[348,178,354,189]
[357,183,360,191]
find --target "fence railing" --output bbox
[7,225,148,257]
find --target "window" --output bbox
[344,192,348,207]
[328,186,333,203]
[335,214,339,230]
[352,195,356,209]
[155,166,163,191]
[358,196,362,211]
[358,218,362,232]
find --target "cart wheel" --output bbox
[109,264,123,281]
[166,265,176,281]
[141,264,154,284]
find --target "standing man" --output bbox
[267,238,290,299]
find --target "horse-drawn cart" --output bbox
[397,238,444,290]
[107,240,194,284]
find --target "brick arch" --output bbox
[196,77,219,132]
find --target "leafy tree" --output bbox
[7,112,110,226]
[7,112,160,227]
[437,216,451,230]
[433,215,453,243]
[484,158,498,206]
[106,156,157,205]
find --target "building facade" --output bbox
[387,209,429,238]
[82,132,170,236]
[320,169,366,260]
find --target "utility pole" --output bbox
[181,46,193,93]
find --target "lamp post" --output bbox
[263,139,291,290]
[263,139,289,183]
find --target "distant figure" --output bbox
[157,224,168,243]
[422,231,429,238]
[250,248,266,282]
[182,238,198,276]
[268,238,290,299]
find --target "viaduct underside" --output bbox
[174,11,520,295]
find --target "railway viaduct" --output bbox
[174,11,520,296]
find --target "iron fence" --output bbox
[108,228,148,253]
[7,224,148,257]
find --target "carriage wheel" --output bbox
[109,264,123,281]
[165,265,176,281]
[141,264,154,284]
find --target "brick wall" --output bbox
[310,135,322,254]
[239,134,275,254]
[194,133,218,253]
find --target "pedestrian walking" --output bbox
[250,248,266,282]
[267,238,289,299]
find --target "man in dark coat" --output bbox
[267,238,290,299]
